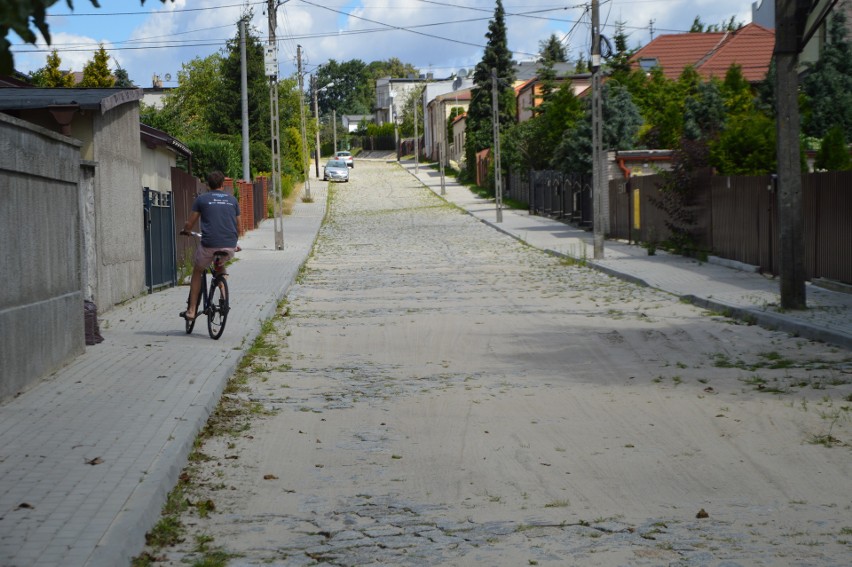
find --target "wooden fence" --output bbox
[607,171,852,284]
[510,169,852,285]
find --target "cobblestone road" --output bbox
[140,161,851,566]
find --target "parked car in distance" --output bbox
[335,150,354,168]
[323,159,350,182]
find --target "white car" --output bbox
[335,150,354,168]
[323,159,350,182]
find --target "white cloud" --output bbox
[9,0,760,85]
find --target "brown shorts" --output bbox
[194,245,237,272]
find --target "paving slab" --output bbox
[0,185,327,567]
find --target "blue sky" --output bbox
[9,0,758,88]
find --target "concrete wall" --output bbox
[92,103,146,309]
[0,113,84,401]
[141,143,176,193]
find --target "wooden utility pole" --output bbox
[591,0,605,258]
[265,0,283,249]
[491,67,503,223]
[775,0,806,309]
[297,45,311,199]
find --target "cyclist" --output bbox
[179,170,240,321]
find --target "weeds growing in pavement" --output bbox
[133,310,286,565]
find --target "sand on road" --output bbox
[143,160,852,566]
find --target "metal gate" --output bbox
[143,187,177,291]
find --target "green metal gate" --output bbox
[143,187,177,291]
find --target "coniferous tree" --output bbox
[607,21,634,80]
[538,34,567,63]
[463,0,515,185]
[78,44,115,87]
[30,49,74,87]
[113,67,134,88]
[802,9,852,140]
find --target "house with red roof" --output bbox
[629,23,775,83]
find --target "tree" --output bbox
[607,21,634,81]
[504,76,584,172]
[682,79,726,141]
[709,112,776,174]
[538,34,567,63]
[602,82,642,150]
[397,86,424,138]
[463,0,515,185]
[78,43,115,87]
[208,17,269,151]
[1,0,172,74]
[314,59,373,116]
[801,9,852,140]
[814,125,852,171]
[549,82,640,174]
[114,67,134,87]
[148,53,224,139]
[29,49,73,87]
[689,15,742,33]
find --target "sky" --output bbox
[9,0,759,88]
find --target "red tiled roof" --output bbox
[630,23,775,82]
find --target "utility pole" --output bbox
[332,109,337,153]
[391,92,399,161]
[312,74,321,178]
[591,0,605,259]
[414,94,419,173]
[775,0,806,308]
[265,0,283,249]
[439,143,446,196]
[296,45,311,200]
[491,67,503,223]
[239,17,250,182]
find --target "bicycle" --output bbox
[181,231,231,340]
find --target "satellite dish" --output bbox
[164,73,172,82]
[458,68,467,78]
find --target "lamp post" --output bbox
[313,75,336,177]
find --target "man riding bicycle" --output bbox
[179,170,240,321]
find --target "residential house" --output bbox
[752,0,852,68]
[421,75,474,160]
[515,73,592,123]
[629,22,775,83]
[342,114,374,133]
[375,77,426,126]
[450,112,467,166]
[425,88,471,164]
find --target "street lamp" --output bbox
[313,75,336,178]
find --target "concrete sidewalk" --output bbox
[0,185,327,567]
[400,160,852,351]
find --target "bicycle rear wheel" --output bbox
[207,277,229,339]
[185,280,203,334]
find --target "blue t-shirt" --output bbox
[192,190,240,248]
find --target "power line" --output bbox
[45,0,266,17]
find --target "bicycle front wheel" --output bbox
[207,277,229,339]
